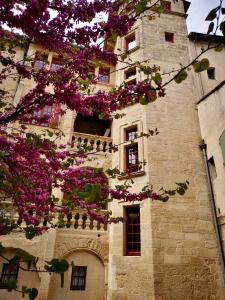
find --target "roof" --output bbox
[188,32,225,44]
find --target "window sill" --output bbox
[97,81,115,88]
[124,45,140,54]
[117,170,145,180]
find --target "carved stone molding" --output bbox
[55,237,108,263]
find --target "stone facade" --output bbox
[1,1,225,300]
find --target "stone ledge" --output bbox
[117,170,145,180]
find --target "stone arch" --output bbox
[48,247,107,300]
[54,237,108,263]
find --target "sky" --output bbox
[187,0,222,33]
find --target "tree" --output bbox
[0,0,224,297]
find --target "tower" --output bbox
[107,1,225,299]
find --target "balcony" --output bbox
[0,208,107,232]
[71,132,112,153]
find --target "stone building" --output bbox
[1,1,225,299]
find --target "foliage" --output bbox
[0,0,224,298]
[0,0,196,237]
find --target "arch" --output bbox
[48,248,106,300]
[54,237,108,263]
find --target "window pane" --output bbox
[70,266,87,290]
[125,206,141,255]
[98,68,110,83]
[0,264,19,289]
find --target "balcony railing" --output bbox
[71,132,112,153]
[0,209,107,232]
[58,210,107,231]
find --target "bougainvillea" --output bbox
[0,0,223,239]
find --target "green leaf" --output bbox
[7,279,17,291]
[153,72,162,84]
[205,6,220,21]
[207,22,214,34]
[193,58,210,73]
[28,288,38,300]
[220,21,225,36]
[25,226,38,240]
[214,44,224,52]
[139,95,149,105]
[134,0,148,15]
[10,255,20,265]
[174,70,188,84]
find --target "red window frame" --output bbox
[125,144,139,173]
[160,0,171,11]
[125,33,136,51]
[0,263,19,289]
[126,127,138,141]
[50,57,63,71]
[31,105,53,127]
[125,206,141,256]
[165,32,174,43]
[98,68,110,83]
[70,266,87,290]
[33,52,48,69]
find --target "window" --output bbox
[125,33,136,51]
[50,57,63,71]
[70,266,87,290]
[165,32,174,43]
[0,263,19,289]
[33,52,48,69]
[126,127,138,141]
[125,68,136,80]
[98,68,110,83]
[160,0,171,11]
[207,67,215,80]
[126,144,139,173]
[125,127,139,173]
[125,206,140,256]
[31,105,53,126]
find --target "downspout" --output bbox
[200,140,225,284]
[12,38,31,105]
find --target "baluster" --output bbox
[89,218,94,230]
[83,138,88,151]
[86,216,91,230]
[95,140,100,152]
[82,214,87,229]
[77,137,82,150]
[74,213,79,229]
[71,136,75,148]
[97,221,101,230]
[66,213,72,228]
[109,142,112,153]
[78,214,83,229]
[103,141,107,152]
[89,139,94,151]
[93,219,98,230]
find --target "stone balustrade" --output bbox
[0,208,107,231]
[71,132,112,153]
[58,210,107,231]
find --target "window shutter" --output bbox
[219,130,225,164]
[49,103,61,128]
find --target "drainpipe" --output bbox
[199,140,225,284]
